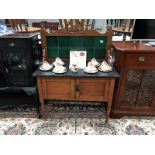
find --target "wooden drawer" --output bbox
[125,54,155,66]
[76,78,110,101]
[42,78,75,100]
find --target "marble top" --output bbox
[33,67,119,78]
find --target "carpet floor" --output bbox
[0,102,155,135]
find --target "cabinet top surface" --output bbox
[33,67,119,78]
[112,42,155,52]
[0,32,39,39]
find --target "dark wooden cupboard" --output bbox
[111,42,155,118]
[0,32,41,112]
[0,32,41,87]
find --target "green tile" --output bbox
[59,48,70,59]
[47,47,59,58]
[94,37,107,48]
[69,47,83,51]
[82,47,87,51]
[46,36,108,60]
[47,51,59,59]
[70,37,83,48]
[85,47,95,60]
[83,37,94,47]
[94,48,106,59]
[47,47,59,52]
[59,37,70,47]
[46,36,58,47]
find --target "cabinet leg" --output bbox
[106,101,112,123]
[105,105,110,123]
[106,79,115,123]
[40,100,46,119]
[33,91,40,118]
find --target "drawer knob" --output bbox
[8,43,15,47]
[138,56,145,62]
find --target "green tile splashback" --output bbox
[46,36,58,47]
[46,36,107,59]
[70,37,83,48]
[59,37,70,47]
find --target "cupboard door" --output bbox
[42,78,75,100]
[120,69,155,109]
[2,49,31,86]
[120,69,143,107]
[137,70,155,107]
[76,78,110,101]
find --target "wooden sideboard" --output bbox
[33,28,119,121]
[33,68,119,122]
[111,42,155,118]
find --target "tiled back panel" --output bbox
[46,36,107,59]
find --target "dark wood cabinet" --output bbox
[111,42,155,118]
[0,33,41,113]
[0,32,41,87]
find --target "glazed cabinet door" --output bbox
[136,70,155,107]
[119,69,143,108]
[118,68,155,110]
[42,78,75,100]
[76,78,110,101]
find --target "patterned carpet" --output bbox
[0,101,155,135]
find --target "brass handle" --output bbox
[138,56,145,62]
[8,43,15,47]
[76,85,80,92]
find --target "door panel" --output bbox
[121,69,143,107]
[42,78,75,100]
[120,69,155,109]
[3,49,30,86]
[77,78,110,101]
[137,70,155,107]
